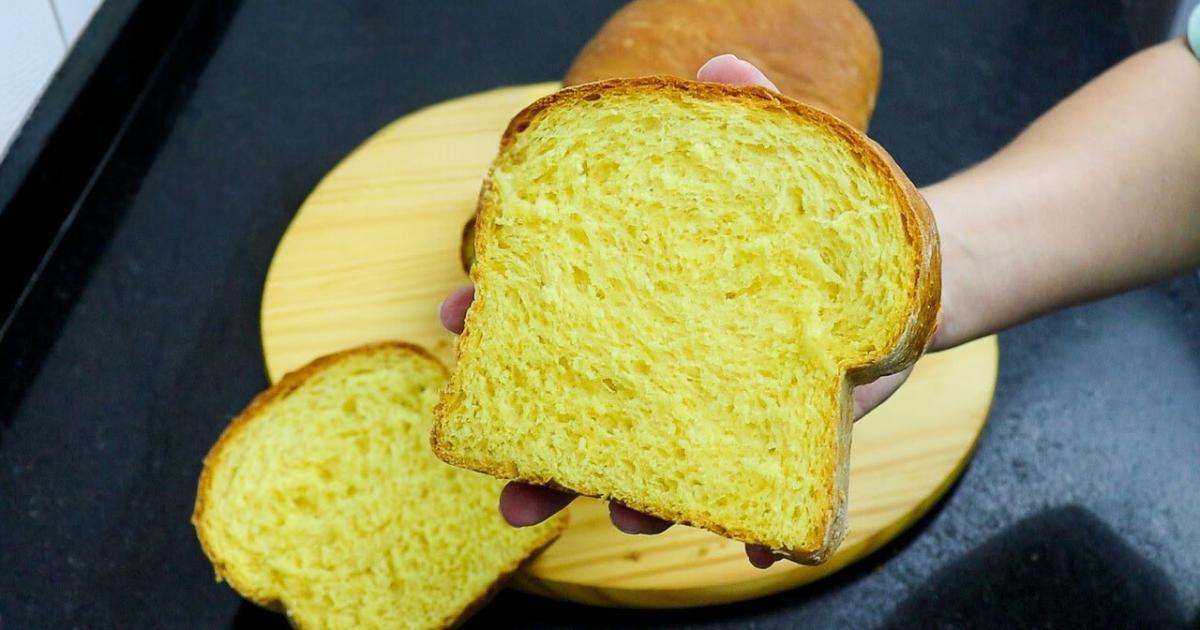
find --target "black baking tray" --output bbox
[2,1,1198,628]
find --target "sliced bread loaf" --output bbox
[193,342,565,629]
[432,78,939,563]
[564,0,882,130]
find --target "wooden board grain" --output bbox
[260,82,997,608]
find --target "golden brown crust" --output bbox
[842,135,941,385]
[563,0,882,131]
[434,76,940,564]
[193,341,565,629]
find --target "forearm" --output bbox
[925,38,1200,350]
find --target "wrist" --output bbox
[919,182,985,352]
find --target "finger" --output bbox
[851,367,912,420]
[745,544,781,569]
[499,482,575,527]
[609,502,673,535]
[439,285,475,334]
[696,53,780,92]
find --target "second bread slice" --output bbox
[194,343,565,629]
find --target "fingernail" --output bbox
[698,53,739,76]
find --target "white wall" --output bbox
[0,0,103,158]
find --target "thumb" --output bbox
[697,54,780,92]
[852,367,913,420]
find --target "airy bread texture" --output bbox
[463,0,881,274]
[433,78,939,563]
[461,0,879,274]
[564,0,882,130]
[193,343,565,629]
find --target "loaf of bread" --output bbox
[433,77,939,564]
[193,342,565,629]
[564,0,882,130]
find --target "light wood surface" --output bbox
[260,82,998,608]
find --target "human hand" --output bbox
[438,53,940,568]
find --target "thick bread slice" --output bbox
[564,0,882,131]
[193,342,565,629]
[433,77,939,564]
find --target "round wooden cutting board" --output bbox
[260,83,999,608]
